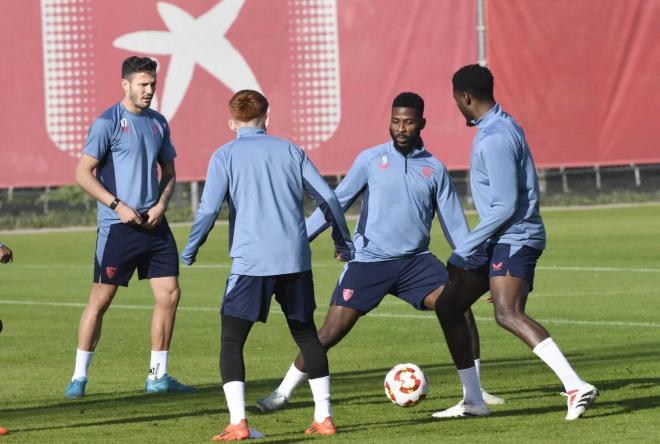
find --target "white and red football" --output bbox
[384,363,429,407]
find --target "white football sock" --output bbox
[277,363,307,399]
[458,366,483,405]
[474,358,483,389]
[72,349,93,381]
[533,337,584,392]
[148,350,169,380]
[223,381,246,425]
[308,376,332,423]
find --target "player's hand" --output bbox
[334,240,355,262]
[334,248,353,262]
[143,203,165,229]
[115,201,144,225]
[0,245,13,263]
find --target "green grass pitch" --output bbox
[0,205,659,443]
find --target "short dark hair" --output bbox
[392,92,424,116]
[122,56,157,80]
[452,64,494,101]
[229,90,269,122]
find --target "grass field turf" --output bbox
[0,205,659,443]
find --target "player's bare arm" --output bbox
[75,153,143,225]
[144,160,176,229]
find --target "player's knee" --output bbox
[156,286,180,309]
[221,315,252,345]
[434,289,460,321]
[84,304,107,319]
[463,310,476,328]
[494,307,520,331]
[291,323,319,346]
[88,287,116,313]
[85,297,113,317]
[317,322,344,349]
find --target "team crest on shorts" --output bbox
[106,266,118,279]
[342,288,354,301]
[491,262,503,271]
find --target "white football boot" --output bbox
[563,383,599,420]
[432,400,491,419]
[255,391,289,413]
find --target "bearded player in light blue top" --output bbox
[256,92,504,415]
[433,65,597,420]
[65,57,193,399]
[181,90,354,440]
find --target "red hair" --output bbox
[229,90,268,122]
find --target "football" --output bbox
[384,363,429,407]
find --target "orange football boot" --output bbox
[304,417,336,435]
[212,419,250,441]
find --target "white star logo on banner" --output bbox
[113,0,262,121]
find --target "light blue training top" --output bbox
[180,127,354,276]
[83,102,177,227]
[306,140,470,262]
[449,104,546,268]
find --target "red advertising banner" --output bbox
[0,0,476,188]
[487,0,660,168]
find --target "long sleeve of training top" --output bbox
[434,165,470,250]
[179,149,229,266]
[449,104,546,268]
[306,150,368,241]
[180,127,353,274]
[450,134,517,266]
[301,155,355,260]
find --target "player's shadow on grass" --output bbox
[581,395,660,418]
[330,415,443,433]
[11,407,225,434]
[2,384,227,432]
[477,394,660,420]
[436,376,660,420]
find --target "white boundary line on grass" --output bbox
[0,299,658,329]
[537,265,660,273]
[8,264,660,273]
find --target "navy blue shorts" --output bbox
[466,243,542,291]
[93,220,179,287]
[330,254,448,313]
[221,271,316,323]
